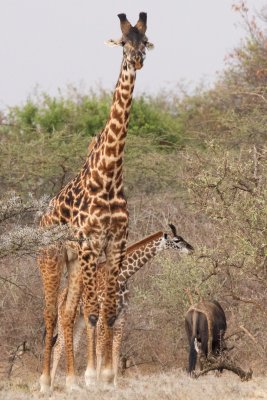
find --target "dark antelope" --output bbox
[185,300,227,373]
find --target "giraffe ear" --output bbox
[145,41,154,50]
[105,39,123,47]
[169,223,177,236]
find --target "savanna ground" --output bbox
[1,3,267,399]
[1,372,267,400]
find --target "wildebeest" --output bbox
[185,300,227,374]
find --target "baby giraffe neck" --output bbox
[118,236,165,283]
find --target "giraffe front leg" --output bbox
[99,235,127,383]
[84,319,97,386]
[95,313,104,381]
[78,244,100,327]
[38,247,65,394]
[95,308,114,384]
[40,305,58,394]
[112,311,126,387]
[51,288,68,389]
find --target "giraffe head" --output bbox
[161,223,194,254]
[106,12,154,70]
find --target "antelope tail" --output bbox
[188,312,198,373]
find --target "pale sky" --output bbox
[1,0,266,109]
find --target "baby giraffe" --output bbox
[51,224,193,387]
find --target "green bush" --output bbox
[0,89,188,196]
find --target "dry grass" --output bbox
[0,370,267,400]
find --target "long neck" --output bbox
[89,59,136,172]
[118,235,164,284]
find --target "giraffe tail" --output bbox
[42,327,58,347]
[52,334,58,347]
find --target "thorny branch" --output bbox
[0,193,50,224]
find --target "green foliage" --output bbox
[6,90,185,141]
[134,254,219,313]
[129,96,184,144]
[0,125,88,195]
[183,140,267,345]
[8,91,111,136]
[0,89,188,196]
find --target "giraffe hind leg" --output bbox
[84,316,97,386]
[78,244,101,327]
[51,288,68,389]
[96,307,114,384]
[98,235,127,383]
[38,246,65,393]
[62,257,83,391]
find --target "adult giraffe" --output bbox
[38,12,153,393]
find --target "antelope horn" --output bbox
[135,12,147,34]
[118,13,132,36]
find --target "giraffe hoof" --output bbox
[40,374,52,394]
[108,315,117,327]
[88,314,98,326]
[66,375,81,392]
[101,368,115,384]
[85,368,97,386]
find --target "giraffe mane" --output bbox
[97,231,163,269]
[125,231,163,254]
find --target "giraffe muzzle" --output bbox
[134,52,145,70]
[135,60,143,70]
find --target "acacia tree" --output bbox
[0,193,70,260]
[124,3,267,371]
[0,193,71,376]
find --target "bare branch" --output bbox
[194,351,252,381]
[194,358,253,381]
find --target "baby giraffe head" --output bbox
[106,12,154,70]
[163,223,194,254]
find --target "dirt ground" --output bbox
[1,370,267,400]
